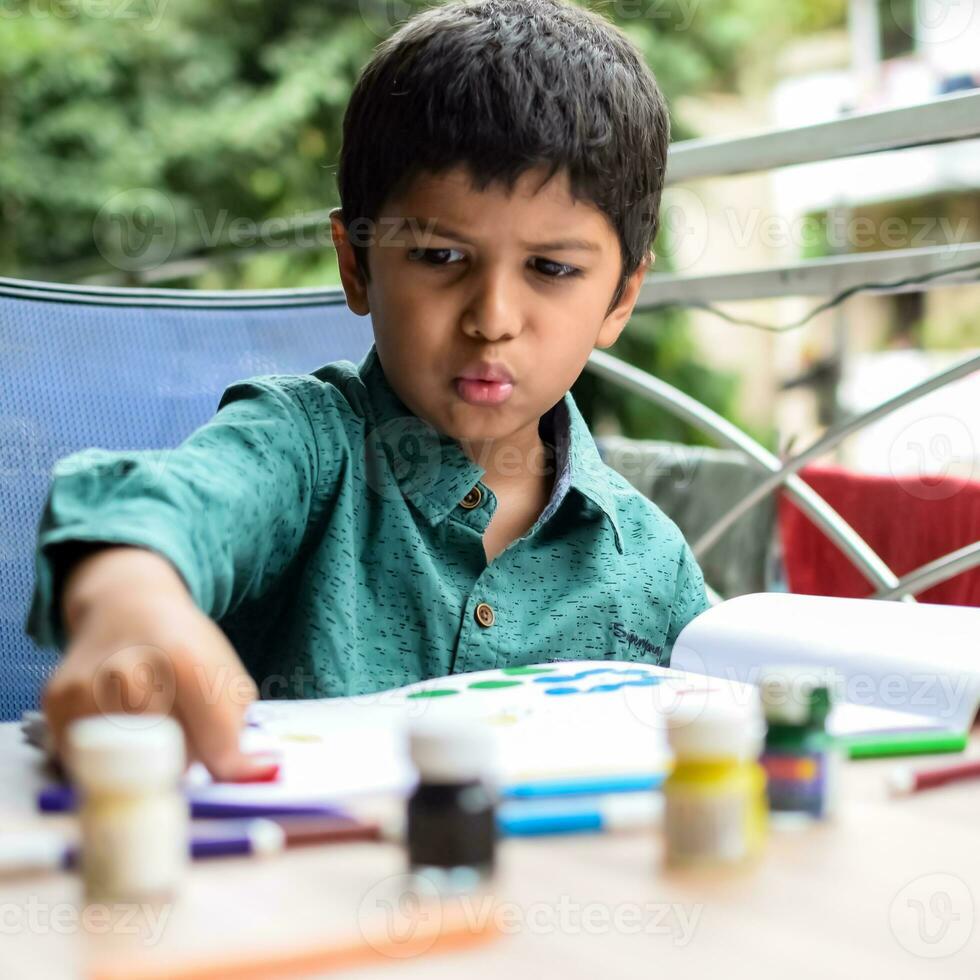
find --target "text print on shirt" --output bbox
[611,622,663,661]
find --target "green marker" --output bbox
[842,730,968,759]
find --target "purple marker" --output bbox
[38,784,346,820]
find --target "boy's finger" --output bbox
[173,649,279,783]
[184,737,281,783]
[42,680,95,761]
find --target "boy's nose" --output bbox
[460,270,523,342]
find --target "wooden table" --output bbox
[1,721,978,979]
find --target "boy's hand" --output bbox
[42,546,279,782]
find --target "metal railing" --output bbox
[589,89,980,604]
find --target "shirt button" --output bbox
[460,486,483,510]
[475,602,495,628]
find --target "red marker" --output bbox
[55,816,383,869]
[888,759,980,795]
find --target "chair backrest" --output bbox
[595,435,778,598]
[0,278,373,721]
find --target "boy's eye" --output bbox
[407,248,581,280]
[533,258,581,280]
[408,247,465,266]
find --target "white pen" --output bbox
[0,831,70,876]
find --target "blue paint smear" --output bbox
[543,675,663,696]
[588,677,661,693]
[533,667,652,684]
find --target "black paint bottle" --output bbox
[406,723,497,893]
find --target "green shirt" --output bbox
[27,345,710,697]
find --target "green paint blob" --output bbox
[406,689,459,699]
[468,680,524,690]
[500,666,556,676]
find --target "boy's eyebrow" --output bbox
[395,217,602,253]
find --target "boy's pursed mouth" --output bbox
[454,362,515,406]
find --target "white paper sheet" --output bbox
[672,593,980,731]
[185,660,738,806]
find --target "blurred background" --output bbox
[1,0,978,468]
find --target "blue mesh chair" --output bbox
[0,277,373,721]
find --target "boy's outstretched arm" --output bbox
[43,545,277,782]
[29,376,331,780]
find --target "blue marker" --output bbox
[502,772,664,799]
[37,784,345,820]
[497,793,663,837]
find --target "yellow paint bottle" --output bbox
[663,697,768,868]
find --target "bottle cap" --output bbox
[758,664,835,726]
[408,720,496,783]
[666,695,765,761]
[67,714,185,793]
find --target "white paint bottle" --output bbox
[68,714,187,902]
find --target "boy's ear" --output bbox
[595,250,654,349]
[330,208,370,316]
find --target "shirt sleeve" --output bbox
[26,375,334,650]
[661,539,711,665]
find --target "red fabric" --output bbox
[778,463,980,605]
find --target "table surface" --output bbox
[1,721,978,980]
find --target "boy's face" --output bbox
[331,165,650,453]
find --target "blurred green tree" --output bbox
[0,0,842,445]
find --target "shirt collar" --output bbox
[541,395,624,553]
[358,345,624,553]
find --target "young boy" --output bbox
[32,0,709,780]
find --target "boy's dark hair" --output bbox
[337,0,670,312]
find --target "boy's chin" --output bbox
[437,407,538,446]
